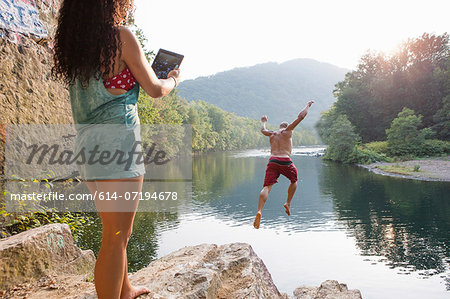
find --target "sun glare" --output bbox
[135,0,449,79]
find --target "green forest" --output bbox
[137,90,318,152]
[316,33,450,163]
[177,59,348,127]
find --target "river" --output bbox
[78,147,450,299]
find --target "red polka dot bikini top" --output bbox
[103,67,137,91]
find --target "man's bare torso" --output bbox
[269,129,293,157]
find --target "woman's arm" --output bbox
[119,27,180,98]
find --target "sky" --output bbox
[134,0,450,80]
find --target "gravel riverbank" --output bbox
[358,157,450,182]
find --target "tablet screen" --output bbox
[151,49,184,79]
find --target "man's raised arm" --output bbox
[260,115,273,136]
[286,100,314,131]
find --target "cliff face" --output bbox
[0,0,70,124]
[0,39,71,125]
[0,0,71,185]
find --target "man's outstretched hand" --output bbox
[296,100,315,121]
[261,115,268,122]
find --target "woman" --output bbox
[52,1,180,298]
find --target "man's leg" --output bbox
[253,184,273,229]
[280,163,298,216]
[284,182,297,216]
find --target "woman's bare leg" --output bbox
[119,248,150,299]
[84,180,97,195]
[92,175,150,299]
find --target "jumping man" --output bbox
[253,100,314,229]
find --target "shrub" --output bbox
[365,141,388,154]
[348,145,392,164]
[419,139,450,156]
[316,106,339,144]
[386,108,431,156]
[0,203,93,241]
[323,115,361,163]
[1,175,93,240]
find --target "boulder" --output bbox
[293,280,362,299]
[130,242,288,299]
[0,223,95,290]
[0,233,363,299]
[0,242,289,299]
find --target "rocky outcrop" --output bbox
[128,243,288,299]
[293,280,362,299]
[34,0,62,39]
[0,0,70,126]
[0,32,72,183]
[0,0,71,188]
[0,223,95,290]
[0,38,71,125]
[0,225,363,298]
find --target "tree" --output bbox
[316,106,338,144]
[126,15,155,63]
[324,115,361,163]
[332,32,449,142]
[432,56,450,140]
[386,107,431,156]
[432,95,450,140]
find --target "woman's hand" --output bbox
[167,68,181,87]
[119,27,181,98]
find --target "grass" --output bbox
[375,164,421,176]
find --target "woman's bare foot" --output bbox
[284,203,291,216]
[253,212,262,229]
[120,286,151,299]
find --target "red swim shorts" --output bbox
[263,156,298,187]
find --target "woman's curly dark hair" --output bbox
[52,0,134,85]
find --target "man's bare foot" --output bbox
[253,212,262,229]
[284,203,291,216]
[120,286,151,299]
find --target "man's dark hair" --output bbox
[280,121,289,128]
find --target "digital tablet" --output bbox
[151,49,184,79]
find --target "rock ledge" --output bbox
[0,224,362,299]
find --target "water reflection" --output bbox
[77,211,179,271]
[77,150,450,293]
[191,153,336,232]
[192,151,256,196]
[320,161,450,288]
